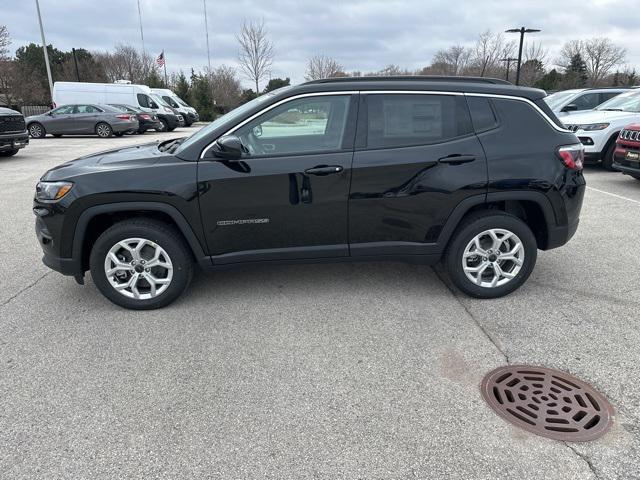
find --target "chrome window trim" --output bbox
[200,89,571,158]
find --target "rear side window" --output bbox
[466,96,498,132]
[365,94,473,149]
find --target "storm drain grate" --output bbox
[481,365,614,442]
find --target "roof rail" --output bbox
[304,75,513,86]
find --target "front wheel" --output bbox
[602,141,616,171]
[29,123,46,139]
[89,219,194,309]
[445,212,537,299]
[156,119,169,132]
[0,149,19,157]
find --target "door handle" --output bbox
[304,165,343,176]
[438,155,476,165]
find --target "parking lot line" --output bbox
[586,186,640,205]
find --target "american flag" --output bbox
[156,51,165,67]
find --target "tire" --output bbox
[28,122,46,139]
[95,122,113,138]
[156,119,169,132]
[602,140,616,171]
[137,128,146,134]
[89,219,194,310]
[0,149,19,157]
[114,132,124,137]
[445,211,538,299]
[53,134,63,138]
[167,126,176,132]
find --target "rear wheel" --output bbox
[28,122,45,139]
[89,219,194,310]
[602,141,616,171]
[96,122,113,138]
[53,134,63,138]
[114,132,124,137]
[445,212,537,299]
[0,149,19,157]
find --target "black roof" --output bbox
[292,76,547,101]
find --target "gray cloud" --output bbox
[2,0,639,86]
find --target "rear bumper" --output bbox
[0,131,29,151]
[112,120,139,133]
[546,218,580,250]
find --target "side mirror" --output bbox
[562,104,578,112]
[211,135,245,160]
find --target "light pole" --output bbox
[500,57,518,82]
[203,0,212,71]
[137,0,146,56]
[34,0,54,106]
[505,27,540,86]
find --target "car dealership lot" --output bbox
[1,132,639,479]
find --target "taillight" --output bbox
[557,144,584,171]
[116,114,131,120]
[140,114,151,120]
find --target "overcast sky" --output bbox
[3,0,639,87]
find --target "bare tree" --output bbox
[431,45,472,76]
[583,38,626,86]
[305,54,344,80]
[237,19,274,94]
[0,25,15,106]
[93,43,155,84]
[470,31,513,77]
[207,65,242,109]
[519,41,548,86]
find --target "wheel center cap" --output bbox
[134,265,144,273]
[489,254,498,262]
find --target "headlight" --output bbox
[35,181,73,202]
[580,123,610,131]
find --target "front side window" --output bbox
[235,95,351,156]
[572,93,601,111]
[52,105,75,115]
[163,96,179,108]
[137,94,150,108]
[365,94,473,149]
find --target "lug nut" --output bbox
[145,268,150,272]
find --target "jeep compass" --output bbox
[34,77,586,309]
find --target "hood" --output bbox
[0,107,22,116]
[41,141,173,181]
[562,110,639,126]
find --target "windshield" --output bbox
[544,90,579,110]
[175,88,291,155]
[151,94,170,108]
[176,97,191,108]
[595,90,640,112]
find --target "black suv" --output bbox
[0,107,29,157]
[34,77,586,309]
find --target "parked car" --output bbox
[108,104,162,134]
[0,107,28,156]
[544,87,630,117]
[562,89,640,169]
[26,104,139,138]
[34,76,585,309]
[151,88,199,126]
[612,124,640,181]
[53,82,181,132]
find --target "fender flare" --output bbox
[436,191,557,247]
[71,202,207,266]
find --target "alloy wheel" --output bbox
[29,124,43,138]
[462,228,524,288]
[97,124,111,138]
[104,237,173,300]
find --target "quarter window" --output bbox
[235,95,351,156]
[467,96,498,132]
[365,94,473,149]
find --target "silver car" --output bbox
[26,104,139,139]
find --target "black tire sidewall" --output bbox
[89,221,193,309]
[0,149,19,157]
[446,213,537,299]
[602,141,616,170]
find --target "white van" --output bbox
[151,88,199,126]
[53,82,182,132]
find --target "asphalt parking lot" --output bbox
[1,130,639,479]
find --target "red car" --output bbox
[613,124,640,181]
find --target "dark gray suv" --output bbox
[0,107,28,156]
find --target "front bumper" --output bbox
[0,131,29,151]
[35,214,82,276]
[613,144,640,177]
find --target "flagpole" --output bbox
[163,52,168,87]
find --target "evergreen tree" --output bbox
[174,71,190,102]
[263,77,290,94]
[565,53,588,88]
